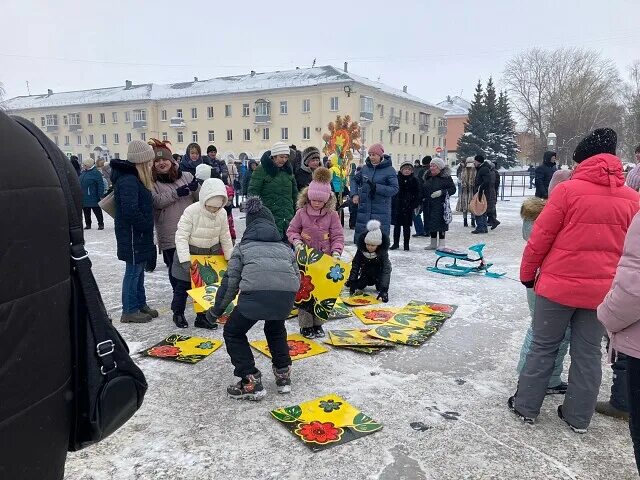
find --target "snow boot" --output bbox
[424,237,438,251]
[438,238,446,249]
[471,229,487,234]
[195,312,218,330]
[508,396,535,425]
[172,313,188,329]
[300,327,315,339]
[273,366,292,394]
[98,224,104,230]
[389,243,400,250]
[140,305,159,318]
[595,401,629,421]
[227,372,266,401]
[557,405,587,434]
[312,325,325,338]
[490,220,501,230]
[545,381,568,395]
[120,311,152,323]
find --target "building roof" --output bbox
[2,65,440,111]
[436,95,471,117]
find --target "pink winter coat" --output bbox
[287,193,344,255]
[598,211,640,359]
[520,154,639,309]
[152,172,195,251]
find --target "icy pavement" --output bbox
[66,197,637,480]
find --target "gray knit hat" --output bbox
[430,157,446,170]
[364,219,383,246]
[127,140,154,164]
[302,146,321,166]
[244,196,276,227]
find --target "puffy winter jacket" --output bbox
[534,151,557,199]
[111,159,156,265]
[286,192,344,255]
[391,172,421,226]
[152,171,194,251]
[248,151,298,238]
[347,229,392,293]
[520,153,639,309]
[174,178,233,263]
[422,167,456,232]
[79,166,105,207]
[473,161,496,209]
[598,211,640,359]
[352,155,399,240]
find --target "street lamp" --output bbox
[547,132,557,151]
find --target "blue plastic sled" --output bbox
[427,243,505,278]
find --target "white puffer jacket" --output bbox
[175,178,233,263]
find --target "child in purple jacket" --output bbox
[287,167,344,338]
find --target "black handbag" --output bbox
[13,117,148,452]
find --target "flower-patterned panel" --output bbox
[339,293,382,307]
[250,334,328,361]
[187,285,236,324]
[141,334,223,364]
[353,306,403,325]
[190,255,228,314]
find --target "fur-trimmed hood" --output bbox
[520,196,547,221]
[296,187,337,211]
[260,150,294,177]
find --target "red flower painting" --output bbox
[295,275,315,303]
[148,345,181,358]
[295,421,344,444]
[428,304,453,313]
[363,310,394,322]
[352,298,372,305]
[288,340,312,357]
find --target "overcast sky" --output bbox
[2,0,639,106]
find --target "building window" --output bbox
[98,113,105,124]
[87,114,93,124]
[433,137,436,147]
[405,133,408,144]
[77,135,82,145]
[302,99,311,113]
[390,107,395,117]
[140,133,146,141]
[192,131,198,142]
[425,136,429,147]
[208,130,215,142]
[263,128,270,140]
[207,106,214,118]
[100,134,107,145]
[113,153,120,159]
[226,129,233,141]
[114,133,119,144]
[413,112,416,124]
[40,117,46,127]
[419,135,423,146]
[124,111,130,123]
[389,132,393,144]
[68,113,80,125]
[360,96,374,120]
[255,100,270,117]
[444,138,447,147]
[54,135,59,145]
[191,107,197,119]
[133,110,147,122]
[405,111,409,123]
[242,104,250,117]
[380,129,383,142]
[281,127,288,140]
[399,109,402,122]
[302,127,310,140]
[225,105,232,117]
[64,136,70,146]
[380,105,384,118]
[412,134,415,145]
[89,134,94,145]
[330,97,339,111]
[162,132,168,141]
[45,114,58,126]
[243,129,251,141]
[126,133,132,143]
[112,112,118,123]
[177,131,183,143]
[78,153,83,162]
[176,108,183,119]
[280,101,288,114]
[161,110,167,121]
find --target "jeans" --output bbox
[610,353,629,412]
[83,206,104,227]
[474,213,488,232]
[223,308,291,378]
[413,213,425,235]
[122,262,146,314]
[628,354,640,474]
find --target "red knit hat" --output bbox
[307,167,332,202]
[368,143,384,157]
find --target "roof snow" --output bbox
[2,65,439,111]
[437,96,471,117]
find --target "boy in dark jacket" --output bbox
[207,196,300,400]
[345,220,392,302]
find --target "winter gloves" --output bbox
[377,291,389,303]
[430,190,442,199]
[521,279,535,289]
[176,184,191,197]
[188,178,199,191]
[294,242,304,253]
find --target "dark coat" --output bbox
[79,166,105,207]
[295,163,313,191]
[242,160,258,196]
[352,155,399,240]
[535,151,557,199]
[110,159,156,264]
[0,112,79,479]
[413,165,427,189]
[347,230,392,293]
[473,161,496,210]
[422,167,456,232]
[392,173,421,226]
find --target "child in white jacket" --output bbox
[171,178,234,329]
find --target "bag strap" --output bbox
[13,117,119,376]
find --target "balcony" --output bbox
[438,126,448,136]
[419,123,430,133]
[170,117,186,128]
[133,120,147,129]
[254,114,271,124]
[69,124,82,132]
[388,115,401,131]
[360,111,373,122]
[46,124,58,132]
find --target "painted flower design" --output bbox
[352,298,372,305]
[295,275,315,303]
[364,310,394,322]
[326,264,345,283]
[295,421,344,444]
[196,341,214,350]
[148,345,181,358]
[288,340,311,357]
[319,399,343,413]
[428,304,453,313]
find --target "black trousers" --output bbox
[171,278,191,315]
[351,273,384,293]
[430,231,446,239]
[83,206,103,227]
[163,248,177,290]
[610,352,629,412]
[628,354,640,475]
[393,223,411,247]
[223,308,291,378]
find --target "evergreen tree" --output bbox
[484,77,500,165]
[496,91,520,168]
[457,80,488,162]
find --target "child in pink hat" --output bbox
[287,167,344,338]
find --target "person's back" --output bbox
[0,113,79,479]
[534,151,557,199]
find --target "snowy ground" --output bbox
[65,197,637,480]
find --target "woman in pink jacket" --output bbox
[287,167,344,339]
[510,128,640,433]
[598,212,640,473]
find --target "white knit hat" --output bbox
[195,163,212,181]
[82,157,95,168]
[430,157,446,170]
[364,220,383,246]
[127,140,154,164]
[270,141,290,157]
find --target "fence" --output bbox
[450,171,534,200]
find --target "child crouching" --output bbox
[345,219,392,302]
[286,167,344,339]
[207,197,300,400]
[172,178,233,329]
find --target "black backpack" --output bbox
[14,117,148,451]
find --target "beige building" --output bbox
[1,65,447,167]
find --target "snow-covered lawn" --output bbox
[66,197,637,479]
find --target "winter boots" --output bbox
[273,366,292,394]
[313,326,325,338]
[140,305,159,318]
[300,327,315,339]
[508,396,535,425]
[120,311,152,323]
[195,312,218,330]
[595,401,629,421]
[425,237,438,251]
[557,405,587,434]
[227,372,266,401]
[172,313,188,328]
